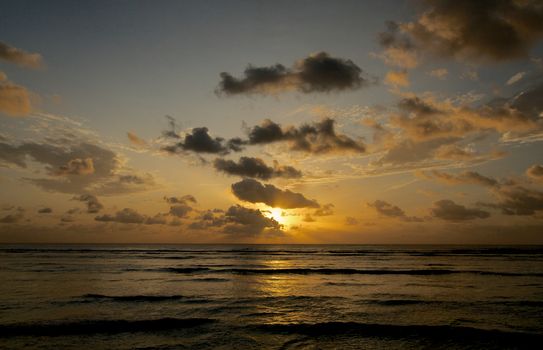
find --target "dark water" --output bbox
[1,245,542,349]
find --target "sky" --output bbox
[1,0,543,244]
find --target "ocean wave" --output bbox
[81,294,188,302]
[0,318,215,337]
[172,268,543,277]
[251,321,543,343]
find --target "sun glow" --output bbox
[268,208,288,225]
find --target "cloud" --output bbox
[213,157,302,180]
[368,199,406,217]
[420,170,499,188]
[345,216,359,225]
[0,79,32,116]
[95,208,166,225]
[246,118,365,154]
[54,158,95,176]
[431,200,490,221]
[0,207,24,224]
[429,68,448,80]
[164,195,197,204]
[217,52,370,95]
[189,204,281,236]
[507,71,526,85]
[526,164,543,182]
[162,127,239,155]
[127,132,147,147]
[164,195,197,218]
[422,169,543,217]
[231,178,319,209]
[380,0,543,63]
[0,138,157,195]
[368,200,423,222]
[384,70,409,87]
[0,41,43,69]
[481,186,543,216]
[73,194,104,213]
[313,203,334,216]
[38,207,52,214]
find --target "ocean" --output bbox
[0,245,542,349]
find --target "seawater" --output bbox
[1,245,542,349]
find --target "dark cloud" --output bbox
[313,203,334,216]
[0,207,24,224]
[231,178,319,209]
[217,52,370,96]
[380,0,543,62]
[368,200,423,222]
[95,208,167,225]
[422,170,543,217]
[246,118,365,154]
[369,200,406,217]
[0,41,43,69]
[95,208,146,224]
[162,127,240,155]
[222,205,282,235]
[38,207,52,214]
[526,164,543,182]
[213,157,302,180]
[73,194,103,213]
[189,205,281,236]
[431,200,490,221]
[164,195,197,204]
[164,195,197,218]
[481,186,543,216]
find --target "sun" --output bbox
[268,208,287,225]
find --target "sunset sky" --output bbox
[1,0,543,243]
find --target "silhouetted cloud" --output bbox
[368,200,423,222]
[189,204,281,236]
[73,194,103,213]
[431,200,490,221]
[480,186,543,216]
[164,195,197,218]
[368,199,405,217]
[95,208,167,225]
[0,41,43,69]
[217,52,370,96]
[213,157,302,180]
[313,203,334,216]
[422,169,543,217]
[38,207,52,214]
[162,127,240,155]
[231,178,319,209]
[246,118,365,154]
[380,0,543,63]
